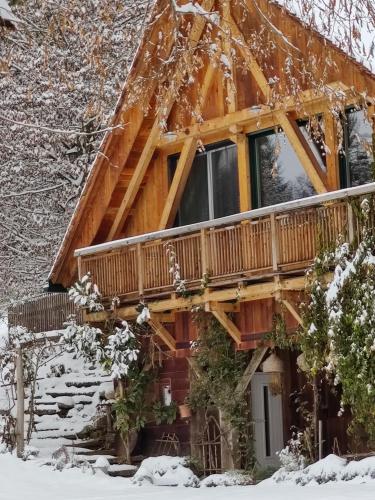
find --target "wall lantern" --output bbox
[262,352,284,373]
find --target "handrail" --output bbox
[75,182,375,258]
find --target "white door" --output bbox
[251,372,284,468]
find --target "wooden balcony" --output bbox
[76,183,375,303]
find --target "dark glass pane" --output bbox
[346,109,374,187]
[263,386,271,457]
[178,154,209,225]
[299,120,327,172]
[254,130,316,208]
[211,145,239,218]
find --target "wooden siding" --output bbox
[8,293,82,333]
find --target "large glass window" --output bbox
[249,128,316,208]
[340,109,374,188]
[169,142,239,226]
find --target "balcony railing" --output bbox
[75,183,375,300]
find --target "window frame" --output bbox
[168,139,238,225]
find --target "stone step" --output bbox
[43,391,96,398]
[74,454,118,465]
[65,381,101,388]
[107,464,137,478]
[75,448,117,457]
[65,438,105,450]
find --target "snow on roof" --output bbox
[0,0,18,24]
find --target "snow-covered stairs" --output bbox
[26,349,120,467]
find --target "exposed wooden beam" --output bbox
[222,2,237,114]
[275,111,328,193]
[86,276,306,323]
[235,346,268,395]
[159,137,198,229]
[158,83,350,151]
[211,309,241,344]
[281,299,303,326]
[148,314,176,351]
[205,301,240,313]
[159,63,216,230]
[107,0,216,241]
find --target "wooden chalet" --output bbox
[47,0,375,469]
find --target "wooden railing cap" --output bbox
[75,182,375,258]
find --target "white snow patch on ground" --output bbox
[1,453,375,500]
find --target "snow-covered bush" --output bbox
[201,471,253,487]
[103,321,139,380]
[270,454,375,485]
[68,274,103,312]
[63,316,103,364]
[277,433,306,472]
[132,456,200,487]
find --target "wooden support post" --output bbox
[324,112,340,190]
[16,347,24,458]
[236,133,251,211]
[200,228,209,276]
[136,243,144,296]
[77,256,82,280]
[347,202,355,243]
[211,309,241,345]
[270,213,279,272]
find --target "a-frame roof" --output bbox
[50,0,375,288]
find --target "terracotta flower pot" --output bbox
[178,404,191,419]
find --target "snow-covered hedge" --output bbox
[270,454,375,485]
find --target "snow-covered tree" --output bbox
[0,0,151,305]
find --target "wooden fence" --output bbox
[8,293,82,333]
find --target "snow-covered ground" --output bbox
[1,453,375,500]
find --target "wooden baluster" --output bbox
[347,202,355,243]
[200,228,209,278]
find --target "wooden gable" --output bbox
[50,0,375,288]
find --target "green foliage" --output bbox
[188,313,254,469]
[152,400,178,425]
[267,313,296,350]
[113,368,152,437]
[300,199,375,442]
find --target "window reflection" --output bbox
[169,142,239,226]
[250,129,316,208]
[341,109,374,188]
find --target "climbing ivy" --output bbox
[188,313,254,469]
